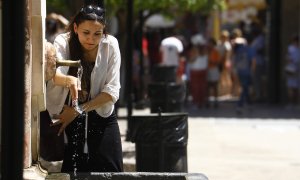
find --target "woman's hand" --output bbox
[51,105,80,136]
[53,73,79,101]
[66,75,79,101]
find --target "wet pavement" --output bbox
[118,99,300,180]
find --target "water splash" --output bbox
[72,64,84,114]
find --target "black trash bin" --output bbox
[148,82,186,113]
[151,65,177,83]
[126,112,188,172]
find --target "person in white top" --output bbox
[46,2,123,173]
[216,30,233,96]
[217,30,232,70]
[187,34,208,107]
[159,36,184,66]
[286,35,300,106]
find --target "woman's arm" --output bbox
[52,71,79,101]
[50,72,81,136]
[79,92,113,113]
[50,33,82,135]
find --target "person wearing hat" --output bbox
[231,29,255,114]
[187,34,208,108]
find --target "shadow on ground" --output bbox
[184,100,300,119]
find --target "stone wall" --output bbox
[46,172,208,180]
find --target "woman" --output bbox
[188,34,208,108]
[206,37,221,108]
[232,34,255,114]
[46,3,123,173]
[285,35,300,107]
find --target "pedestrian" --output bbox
[217,30,232,96]
[206,37,221,108]
[188,34,208,108]
[250,24,266,102]
[159,35,184,67]
[46,13,69,43]
[232,31,255,114]
[46,1,123,173]
[285,35,300,108]
[158,33,184,82]
[230,28,247,97]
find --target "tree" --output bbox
[47,0,227,20]
[104,0,227,45]
[106,0,226,14]
[46,0,227,107]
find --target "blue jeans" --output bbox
[237,71,252,107]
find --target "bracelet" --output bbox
[79,104,90,113]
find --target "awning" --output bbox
[145,14,175,29]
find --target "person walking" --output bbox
[187,34,208,108]
[46,13,69,43]
[46,1,123,173]
[158,34,184,83]
[217,30,232,96]
[231,29,255,114]
[159,36,184,67]
[285,35,300,108]
[206,37,221,108]
[251,26,266,102]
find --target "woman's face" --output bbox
[74,20,105,52]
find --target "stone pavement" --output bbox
[118,100,300,180]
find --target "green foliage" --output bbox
[95,0,228,27]
[46,0,227,19]
[46,0,69,13]
[104,0,226,14]
[104,0,127,15]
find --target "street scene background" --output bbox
[24,0,300,179]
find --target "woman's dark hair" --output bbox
[67,4,107,75]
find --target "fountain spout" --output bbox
[56,59,81,68]
[44,41,81,81]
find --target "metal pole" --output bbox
[267,0,281,103]
[1,0,25,179]
[138,10,145,106]
[126,0,133,118]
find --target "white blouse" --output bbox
[189,55,208,71]
[46,33,121,117]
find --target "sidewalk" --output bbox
[118,101,300,180]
